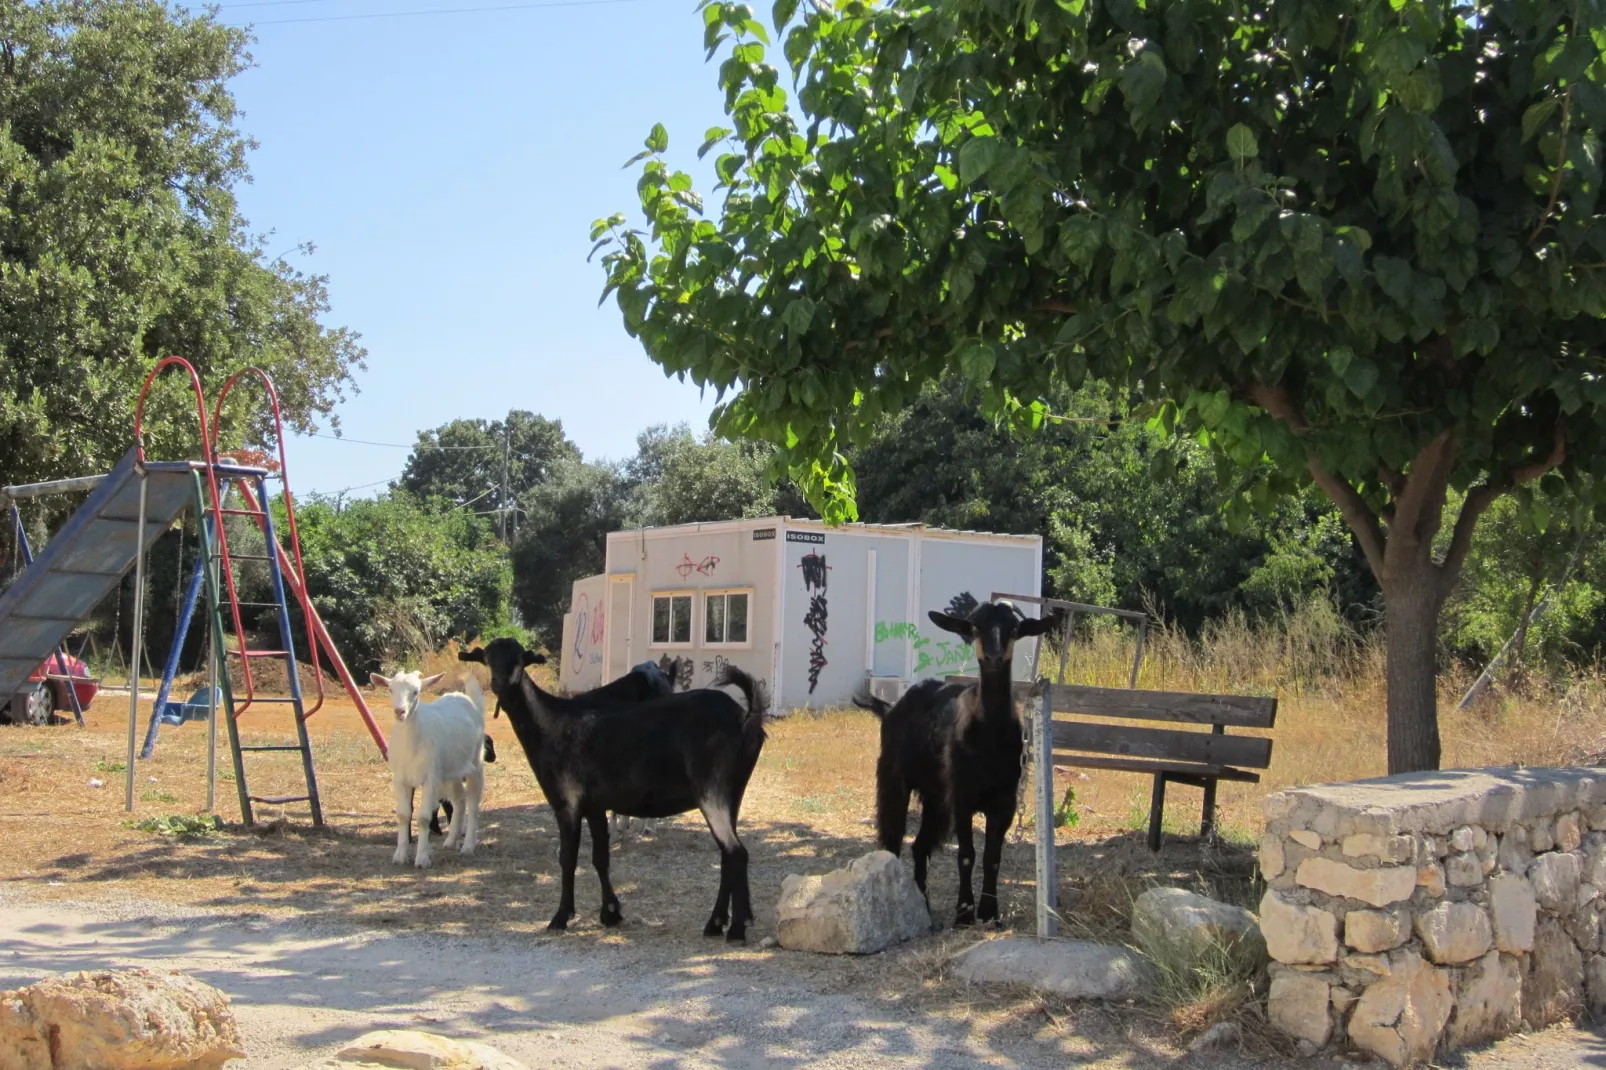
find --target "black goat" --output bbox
[460,637,766,940]
[428,732,498,838]
[857,600,1053,927]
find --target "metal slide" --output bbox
[0,449,199,701]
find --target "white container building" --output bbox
[559,517,1043,712]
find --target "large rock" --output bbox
[1131,887,1265,966]
[1529,851,1582,913]
[1523,916,1585,1027]
[1489,872,1538,953]
[299,1030,523,1070]
[1414,901,1493,965]
[1267,970,1331,1048]
[1447,951,1522,1048]
[777,851,931,954]
[1587,954,1606,1015]
[1259,889,1338,964]
[1295,858,1416,908]
[1347,951,1453,1067]
[950,937,1151,1000]
[1345,909,1409,954]
[0,968,244,1070]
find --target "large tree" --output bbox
[596,0,1606,772]
[0,0,364,490]
[397,410,581,537]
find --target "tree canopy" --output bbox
[0,0,363,491]
[597,0,1606,771]
[397,410,581,536]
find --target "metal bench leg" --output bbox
[1148,773,1167,852]
[1201,777,1218,841]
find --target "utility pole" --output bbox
[500,422,510,542]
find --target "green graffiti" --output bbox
[874,621,920,643]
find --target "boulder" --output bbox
[1347,951,1453,1067]
[950,937,1151,1000]
[1259,889,1338,964]
[1131,887,1265,966]
[1344,909,1409,954]
[1447,951,1522,1049]
[1267,970,1331,1048]
[777,850,930,954]
[299,1030,523,1070]
[1529,852,1582,913]
[1414,901,1493,965]
[0,968,244,1070]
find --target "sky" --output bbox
[214,0,732,496]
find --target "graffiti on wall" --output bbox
[676,553,720,579]
[658,653,695,692]
[572,593,606,667]
[873,590,982,677]
[799,551,830,693]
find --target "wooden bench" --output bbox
[1044,681,1276,850]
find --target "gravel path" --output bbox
[4,886,1606,1068]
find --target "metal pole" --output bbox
[124,467,149,814]
[206,609,218,814]
[500,424,510,542]
[1033,679,1058,938]
[1128,617,1148,690]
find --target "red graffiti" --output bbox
[590,606,606,645]
[676,553,720,578]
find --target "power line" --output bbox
[234,0,641,25]
[304,432,501,450]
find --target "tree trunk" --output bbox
[1509,568,1544,675]
[1383,570,1446,774]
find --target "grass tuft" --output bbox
[123,813,223,839]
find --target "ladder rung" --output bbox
[231,602,284,609]
[242,696,301,704]
[239,745,306,752]
[240,649,291,658]
[228,553,276,562]
[219,508,267,518]
[249,794,312,804]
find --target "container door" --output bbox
[606,576,634,681]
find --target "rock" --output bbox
[1348,951,1453,1068]
[777,851,930,955]
[1131,887,1265,966]
[1414,901,1493,965]
[758,936,779,949]
[1268,971,1331,1048]
[1450,827,1477,852]
[1529,852,1582,913]
[1532,821,1556,852]
[1490,872,1538,953]
[1417,863,1447,898]
[950,937,1151,1000]
[1557,812,1584,853]
[1587,954,1606,1015]
[0,967,244,1070]
[1447,951,1522,1049]
[1345,909,1409,954]
[1260,890,1339,965]
[1497,832,1533,875]
[1296,858,1416,907]
[1592,806,1606,832]
[1330,984,1359,1017]
[1523,916,1584,1028]
[1585,842,1606,887]
[1446,852,1484,887]
[1342,952,1392,976]
[300,1030,523,1070]
[1289,829,1322,850]
[1187,1020,1242,1053]
[1342,833,1413,863]
[1260,835,1286,880]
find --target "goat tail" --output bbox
[851,684,890,719]
[714,663,767,741]
[464,672,486,724]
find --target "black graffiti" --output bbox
[657,653,694,692]
[799,551,830,694]
[946,590,979,618]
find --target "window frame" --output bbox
[702,587,754,649]
[649,590,697,649]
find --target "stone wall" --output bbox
[1259,767,1606,1066]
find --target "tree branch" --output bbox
[1245,381,1387,579]
[1390,429,1459,559]
[1439,418,1568,589]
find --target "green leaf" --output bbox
[1343,358,1378,399]
[957,339,997,381]
[1226,124,1258,162]
[773,0,798,27]
[1374,256,1413,305]
[958,135,1005,186]
[646,123,669,153]
[781,296,815,335]
[1522,99,1558,143]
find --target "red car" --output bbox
[3,653,98,725]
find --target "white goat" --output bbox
[371,670,486,868]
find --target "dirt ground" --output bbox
[2,683,1604,1067]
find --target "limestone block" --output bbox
[1450,827,1477,852]
[1296,858,1416,908]
[1414,901,1493,965]
[1345,909,1409,954]
[1446,852,1484,888]
[1590,805,1606,832]
[1568,910,1602,954]
[0,968,244,1070]
[1268,971,1331,1048]
[1447,951,1522,1050]
[1532,821,1557,852]
[1330,984,1359,1017]
[1557,812,1584,853]
[301,1030,525,1070]
[1260,890,1339,965]
[1260,835,1286,881]
[1587,954,1606,1014]
[777,850,931,954]
[1584,842,1606,887]
[1347,950,1453,1068]
[1343,834,1413,863]
[950,937,1151,1000]
[1290,829,1322,850]
[1490,872,1538,954]
[1342,953,1392,977]
[1523,916,1585,1028]
[1131,888,1265,967]
[1497,833,1533,876]
[1529,852,1583,914]
[1417,863,1447,898]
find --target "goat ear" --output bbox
[1016,614,1055,638]
[420,672,446,689]
[928,610,974,639]
[458,648,485,664]
[523,651,546,666]
[369,672,390,688]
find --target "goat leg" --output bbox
[977,803,1010,924]
[952,809,977,928]
[414,777,439,868]
[550,811,581,930]
[909,794,947,908]
[393,784,414,865]
[458,771,483,856]
[440,782,465,850]
[700,800,750,942]
[704,850,731,938]
[874,766,910,857]
[586,809,623,927]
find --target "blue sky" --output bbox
[215,0,731,496]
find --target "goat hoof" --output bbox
[414,855,434,870]
[953,906,976,928]
[601,903,624,928]
[392,848,409,865]
[725,927,747,943]
[703,918,726,938]
[546,916,570,932]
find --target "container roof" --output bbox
[606,516,1041,543]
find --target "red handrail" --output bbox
[209,368,325,718]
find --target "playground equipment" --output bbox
[0,357,387,825]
